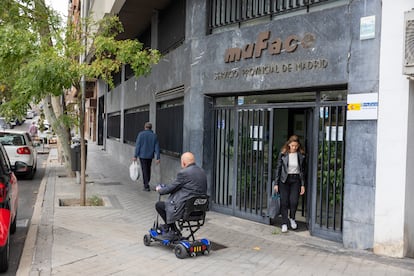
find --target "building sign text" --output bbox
[224,31,316,63]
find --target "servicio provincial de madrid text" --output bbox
[214,59,328,80]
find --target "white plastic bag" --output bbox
[129,160,140,181]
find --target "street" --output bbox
[3,119,46,275]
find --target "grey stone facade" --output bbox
[97,0,382,250]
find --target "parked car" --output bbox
[0,143,20,272]
[0,130,37,179]
[12,117,25,126]
[26,110,35,119]
[0,118,11,130]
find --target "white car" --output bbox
[0,130,37,179]
[26,110,35,119]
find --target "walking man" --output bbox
[133,122,160,191]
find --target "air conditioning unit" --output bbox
[403,10,414,75]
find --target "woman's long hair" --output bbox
[280,135,305,154]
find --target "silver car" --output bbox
[0,130,37,179]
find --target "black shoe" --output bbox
[159,230,180,241]
[142,187,150,192]
[158,224,169,233]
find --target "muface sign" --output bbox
[224,31,316,63]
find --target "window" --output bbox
[156,98,184,156]
[124,107,150,144]
[107,112,121,139]
[208,0,339,33]
[110,71,122,88]
[158,0,186,53]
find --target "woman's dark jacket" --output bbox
[274,151,306,186]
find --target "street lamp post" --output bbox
[79,0,89,206]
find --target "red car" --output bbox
[0,143,19,272]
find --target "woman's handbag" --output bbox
[129,160,141,181]
[268,193,281,219]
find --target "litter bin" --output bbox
[70,139,88,171]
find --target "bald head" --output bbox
[181,152,195,168]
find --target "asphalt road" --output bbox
[3,119,46,275]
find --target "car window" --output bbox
[0,133,27,146]
[0,145,10,174]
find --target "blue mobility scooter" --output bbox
[143,195,211,259]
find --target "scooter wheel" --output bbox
[203,244,211,255]
[143,234,152,246]
[174,244,188,259]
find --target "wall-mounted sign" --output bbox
[347,93,378,120]
[360,15,376,40]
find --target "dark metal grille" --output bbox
[107,112,120,139]
[315,105,346,233]
[158,0,186,54]
[236,109,270,215]
[123,108,149,145]
[156,104,183,156]
[208,0,337,32]
[111,71,122,88]
[213,108,235,206]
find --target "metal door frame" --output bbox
[211,94,347,241]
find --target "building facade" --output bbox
[86,0,414,258]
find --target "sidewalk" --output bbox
[17,143,414,275]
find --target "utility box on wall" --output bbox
[403,10,414,75]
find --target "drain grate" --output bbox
[210,241,227,251]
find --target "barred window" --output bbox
[110,70,122,88]
[124,106,150,145]
[158,0,185,53]
[156,98,184,157]
[107,112,121,139]
[208,0,337,33]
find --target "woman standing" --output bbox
[274,135,306,233]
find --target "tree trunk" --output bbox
[43,95,73,176]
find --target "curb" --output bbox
[16,152,53,276]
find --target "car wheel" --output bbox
[10,211,17,234]
[174,244,188,259]
[0,233,10,272]
[26,167,35,180]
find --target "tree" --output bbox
[0,0,161,204]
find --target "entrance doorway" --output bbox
[271,108,312,228]
[211,91,347,241]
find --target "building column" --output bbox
[374,0,413,258]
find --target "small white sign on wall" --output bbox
[360,15,376,40]
[347,93,378,120]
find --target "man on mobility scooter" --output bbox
[155,152,207,241]
[143,152,210,258]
